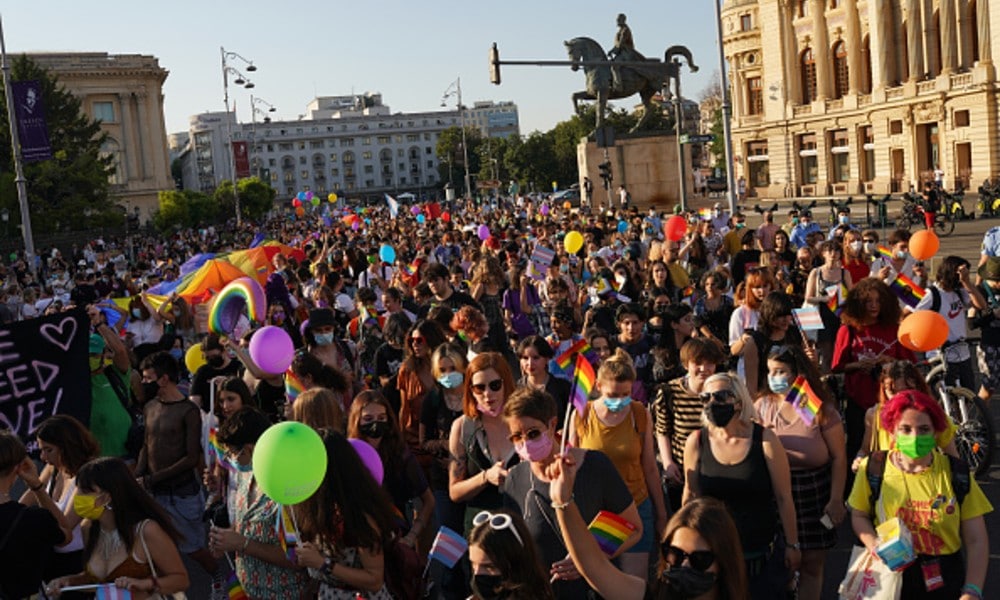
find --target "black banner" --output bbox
[0,309,90,442]
[11,80,53,163]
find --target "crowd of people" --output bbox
[0,193,996,600]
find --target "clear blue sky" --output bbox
[3,1,721,136]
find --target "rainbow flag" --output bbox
[697,208,713,221]
[207,428,236,473]
[876,245,894,260]
[285,367,305,404]
[400,261,418,277]
[276,505,298,562]
[889,273,926,308]
[588,510,638,556]
[555,338,591,370]
[784,375,822,426]
[825,284,847,316]
[226,572,248,600]
[680,286,695,305]
[570,352,596,414]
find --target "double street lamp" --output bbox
[221,46,258,226]
[442,78,472,200]
[250,95,276,179]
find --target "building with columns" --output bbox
[721,0,1000,199]
[28,53,172,221]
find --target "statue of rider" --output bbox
[608,13,646,92]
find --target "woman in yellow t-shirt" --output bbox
[848,390,991,599]
[852,361,958,473]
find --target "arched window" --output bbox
[833,41,849,98]
[801,48,817,103]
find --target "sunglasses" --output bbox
[508,428,545,444]
[410,336,426,345]
[662,545,716,572]
[471,379,504,394]
[699,389,735,403]
[472,511,524,547]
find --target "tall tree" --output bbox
[435,126,482,194]
[0,55,117,233]
[213,177,276,223]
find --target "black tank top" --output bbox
[698,423,777,552]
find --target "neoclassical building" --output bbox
[722,0,1000,198]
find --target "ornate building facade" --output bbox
[722,0,1000,198]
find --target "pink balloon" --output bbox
[478,224,491,241]
[348,438,384,484]
[248,326,295,374]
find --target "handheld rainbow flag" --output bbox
[428,526,469,568]
[400,261,418,277]
[889,273,926,308]
[680,286,695,305]
[784,375,823,426]
[276,505,298,562]
[570,352,596,414]
[285,367,305,404]
[588,510,638,556]
[697,208,713,221]
[207,428,235,473]
[825,284,847,316]
[876,245,895,260]
[555,338,591,370]
[226,572,248,600]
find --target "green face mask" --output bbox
[896,432,936,459]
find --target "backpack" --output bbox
[865,450,971,517]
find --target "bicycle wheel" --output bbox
[940,386,994,477]
[934,214,955,237]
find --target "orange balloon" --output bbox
[563,201,572,210]
[898,310,949,352]
[909,230,940,261]
[295,206,305,217]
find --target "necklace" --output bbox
[98,528,124,563]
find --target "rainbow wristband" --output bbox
[962,583,983,599]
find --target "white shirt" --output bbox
[914,284,970,343]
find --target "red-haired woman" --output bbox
[728,268,775,378]
[831,277,915,462]
[849,391,991,599]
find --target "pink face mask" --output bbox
[514,431,553,463]
[477,403,502,418]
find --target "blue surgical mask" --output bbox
[437,372,464,389]
[314,332,335,346]
[768,374,790,394]
[839,216,850,225]
[603,396,632,413]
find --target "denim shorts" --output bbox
[625,497,655,554]
[154,489,207,554]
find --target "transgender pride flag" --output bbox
[428,526,468,568]
[96,585,132,600]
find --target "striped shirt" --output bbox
[652,376,707,467]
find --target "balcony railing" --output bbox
[793,105,812,116]
[886,87,904,100]
[950,72,973,87]
[917,80,936,94]
[826,98,843,110]
[858,94,872,107]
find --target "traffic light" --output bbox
[599,161,612,188]
[489,43,501,85]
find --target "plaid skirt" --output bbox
[791,464,837,550]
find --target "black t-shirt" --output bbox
[420,386,464,491]
[254,379,285,423]
[0,502,64,599]
[191,360,242,411]
[417,289,480,318]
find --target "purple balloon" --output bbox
[348,438,384,485]
[410,205,422,215]
[478,224,491,241]
[305,190,314,201]
[540,204,550,216]
[249,326,295,374]
[352,220,361,231]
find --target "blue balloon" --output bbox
[617,220,628,233]
[416,214,426,224]
[379,244,396,264]
[297,191,307,201]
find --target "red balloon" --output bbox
[292,199,301,208]
[442,212,451,223]
[898,310,949,352]
[664,215,688,241]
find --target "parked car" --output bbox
[551,188,581,207]
[706,176,728,193]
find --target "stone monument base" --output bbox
[577,131,693,211]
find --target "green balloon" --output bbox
[252,422,327,504]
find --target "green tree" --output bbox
[435,126,482,194]
[0,55,117,233]
[213,177,276,223]
[153,189,192,231]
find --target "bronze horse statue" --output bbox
[564,37,698,134]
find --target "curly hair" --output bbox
[840,277,901,329]
[450,305,489,341]
[879,389,948,434]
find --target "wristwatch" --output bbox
[322,555,334,574]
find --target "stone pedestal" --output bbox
[577,132,693,211]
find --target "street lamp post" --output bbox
[714,0,738,213]
[250,95,276,180]
[442,78,472,201]
[221,46,257,226]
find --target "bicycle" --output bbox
[976,178,1000,217]
[897,196,956,237]
[919,353,994,477]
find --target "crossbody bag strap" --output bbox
[138,519,160,580]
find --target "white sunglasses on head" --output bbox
[472,511,524,547]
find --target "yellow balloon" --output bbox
[328,193,338,203]
[564,231,584,254]
[184,344,206,373]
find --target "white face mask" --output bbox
[863,241,877,254]
[849,241,862,253]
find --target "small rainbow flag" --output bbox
[681,286,695,305]
[825,284,847,316]
[876,245,895,260]
[556,338,591,370]
[207,428,235,473]
[400,261,418,277]
[276,505,298,562]
[226,572,248,600]
[285,367,305,404]
[697,208,713,221]
[889,273,926,308]
[588,510,637,556]
[570,352,596,414]
[784,375,822,426]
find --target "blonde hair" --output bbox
[292,388,345,433]
[597,348,636,383]
[701,372,756,428]
[432,343,468,379]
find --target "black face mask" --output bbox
[471,574,507,600]
[662,566,717,599]
[207,355,224,368]
[359,421,388,440]
[143,381,160,401]
[705,400,736,428]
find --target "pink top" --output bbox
[755,395,841,470]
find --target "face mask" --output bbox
[314,332,335,346]
[207,355,224,368]
[169,348,183,362]
[894,250,908,260]
[89,356,104,373]
[603,396,632,413]
[849,241,863,253]
[662,566,717,599]
[437,372,464,389]
[768,375,790,395]
[514,431,553,463]
[560,264,569,274]
[896,432,936,459]
[477,403,502,418]
[471,574,506,600]
[735,222,746,229]
[792,217,799,226]
[360,420,389,439]
[802,220,811,227]
[864,241,877,254]
[228,456,253,473]
[713,210,721,218]
[73,493,106,520]
[271,313,286,325]
[839,216,850,225]
[706,400,737,428]
[131,308,142,318]
[143,381,160,401]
